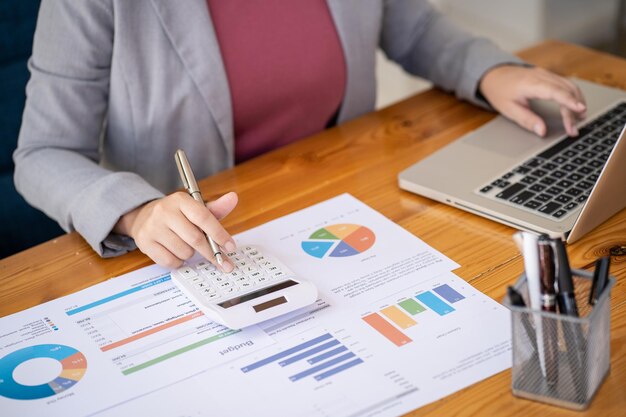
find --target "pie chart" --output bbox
[301,224,375,258]
[0,344,87,400]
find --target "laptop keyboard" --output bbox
[477,101,626,221]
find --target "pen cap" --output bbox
[552,239,574,293]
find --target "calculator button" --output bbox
[240,281,254,289]
[194,281,210,289]
[226,251,238,257]
[212,276,228,284]
[235,260,249,268]
[222,286,238,294]
[203,292,220,300]
[177,266,198,278]
[199,266,217,274]
[249,271,263,279]
[194,261,213,270]
[218,281,234,289]
[200,287,216,295]
[256,276,269,284]
[234,275,248,283]
[189,276,204,284]
[271,271,286,280]
[206,270,221,278]
[242,266,259,274]
[228,270,244,279]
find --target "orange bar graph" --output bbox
[381,305,417,329]
[362,313,412,346]
[100,311,203,352]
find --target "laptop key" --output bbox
[576,194,589,203]
[514,166,531,175]
[578,181,594,189]
[567,173,583,182]
[561,164,577,172]
[555,195,572,204]
[552,156,568,164]
[479,185,493,193]
[572,144,587,152]
[564,202,579,210]
[588,160,603,168]
[524,200,543,210]
[545,186,563,195]
[577,166,593,175]
[502,172,515,179]
[551,170,567,178]
[510,191,536,205]
[520,176,537,184]
[565,188,583,197]
[496,183,526,200]
[563,150,577,158]
[542,162,558,171]
[539,202,561,215]
[571,157,586,166]
[581,151,596,159]
[539,177,557,186]
[556,179,574,188]
[536,193,552,202]
[524,158,544,168]
[552,209,568,219]
[529,184,546,192]
[531,169,548,177]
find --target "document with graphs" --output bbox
[0,194,510,417]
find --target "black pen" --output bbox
[552,239,578,317]
[507,286,538,354]
[589,257,611,305]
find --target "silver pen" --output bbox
[175,149,224,265]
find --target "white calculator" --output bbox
[171,245,318,329]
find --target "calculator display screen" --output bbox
[218,280,298,309]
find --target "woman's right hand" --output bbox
[114,191,239,271]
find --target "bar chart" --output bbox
[241,333,364,382]
[362,283,466,346]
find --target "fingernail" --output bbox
[572,126,579,136]
[534,124,543,137]
[220,259,234,273]
[224,240,236,253]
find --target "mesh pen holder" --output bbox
[504,269,615,410]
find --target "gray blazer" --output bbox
[14,0,520,256]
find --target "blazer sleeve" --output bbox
[13,0,164,257]
[379,0,525,107]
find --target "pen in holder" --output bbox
[504,269,615,410]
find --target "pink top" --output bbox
[206,0,347,163]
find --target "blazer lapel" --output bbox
[326,0,376,122]
[150,0,233,156]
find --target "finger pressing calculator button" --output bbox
[177,266,198,278]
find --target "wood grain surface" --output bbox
[0,41,624,416]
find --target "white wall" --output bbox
[375,0,622,109]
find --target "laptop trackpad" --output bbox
[463,99,564,158]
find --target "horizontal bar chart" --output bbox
[241,333,364,383]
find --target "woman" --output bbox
[14,0,586,271]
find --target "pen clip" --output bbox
[175,149,200,194]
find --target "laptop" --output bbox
[398,78,626,243]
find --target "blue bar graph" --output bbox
[278,340,341,366]
[433,284,465,303]
[416,291,455,316]
[289,352,356,382]
[308,346,349,364]
[66,276,171,316]
[241,333,333,372]
[314,358,364,381]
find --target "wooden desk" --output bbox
[1,41,624,416]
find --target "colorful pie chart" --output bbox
[0,344,87,400]
[301,224,375,258]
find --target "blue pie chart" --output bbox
[0,344,87,400]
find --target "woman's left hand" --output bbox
[479,65,587,137]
